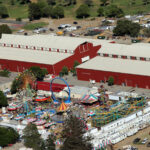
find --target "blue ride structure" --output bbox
[50,77,71,104]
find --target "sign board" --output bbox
[81,56,89,62]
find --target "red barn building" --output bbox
[0,34,101,74]
[76,56,150,89]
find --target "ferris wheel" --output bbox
[16,70,36,115]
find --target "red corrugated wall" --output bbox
[76,68,150,89]
[37,81,69,92]
[0,59,54,73]
[53,43,101,74]
[0,42,101,75]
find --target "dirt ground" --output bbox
[114,126,150,150]
[2,142,24,150]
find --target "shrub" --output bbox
[108,76,114,86]
[0,90,8,108]
[0,24,12,38]
[0,69,10,77]
[16,18,22,21]
[62,66,68,75]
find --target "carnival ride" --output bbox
[91,96,146,128]
[14,71,36,115]
[35,96,51,102]
[50,77,71,104]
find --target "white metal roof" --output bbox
[77,56,150,76]
[0,34,104,51]
[98,42,150,58]
[0,46,72,65]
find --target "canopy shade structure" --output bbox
[57,101,68,112]
[81,94,98,104]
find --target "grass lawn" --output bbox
[0,0,150,19]
[112,0,150,15]
[23,22,48,30]
[7,5,28,19]
[0,0,28,19]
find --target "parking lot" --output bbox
[114,126,150,150]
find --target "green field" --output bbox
[0,0,150,19]
[0,0,28,18]
[23,22,48,30]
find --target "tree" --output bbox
[37,1,51,17]
[11,76,23,94]
[41,5,52,17]
[97,7,104,16]
[45,134,56,150]
[47,0,56,5]
[76,4,90,18]
[23,123,43,150]
[142,0,150,5]
[108,76,114,86]
[0,91,8,108]
[143,28,150,37]
[19,0,31,4]
[73,60,80,68]
[100,0,109,6]
[0,24,12,38]
[51,6,64,19]
[60,115,93,150]
[71,61,80,76]
[61,66,68,75]
[0,5,9,18]
[0,127,19,147]
[10,0,15,5]
[29,66,48,81]
[131,0,136,5]
[60,0,76,6]
[84,0,93,7]
[105,5,124,18]
[113,20,140,37]
[28,3,41,20]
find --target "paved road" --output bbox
[45,73,150,97]
[0,72,18,85]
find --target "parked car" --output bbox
[49,28,54,31]
[84,30,102,36]
[73,21,78,24]
[147,142,150,147]
[77,26,81,29]
[133,138,141,144]
[24,32,28,36]
[141,138,148,144]
[58,26,63,30]
[58,24,71,29]
[17,29,24,33]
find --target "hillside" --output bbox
[0,0,150,19]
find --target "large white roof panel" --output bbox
[0,34,104,51]
[0,47,72,65]
[98,42,150,58]
[77,56,150,76]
